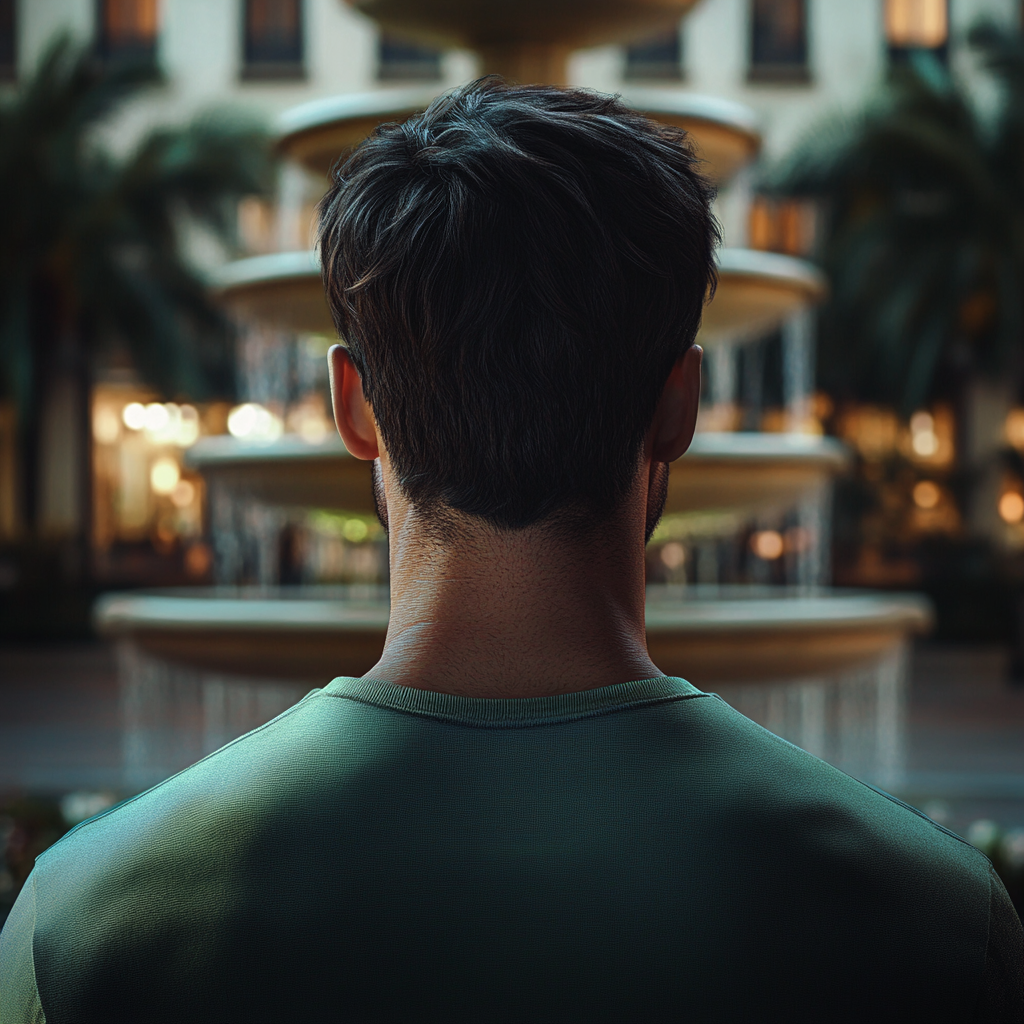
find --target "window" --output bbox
[243,0,304,80]
[749,196,817,257]
[885,0,948,64]
[624,28,683,82]
[749,0,808,83]
[378,32,441,82]
[97,0,158,63]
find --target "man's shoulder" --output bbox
[33,687,333,896]
[671,693,992,894]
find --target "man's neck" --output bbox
[365,507,660,699]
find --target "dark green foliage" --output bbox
[769,25,1024,413]
[0,35,274,533]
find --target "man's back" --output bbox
[2,676,1016,1022]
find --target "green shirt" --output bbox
[1,677,1021,1022]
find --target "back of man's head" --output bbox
[318,77,718,532]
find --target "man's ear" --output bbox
[328,345,379,461]
[651,344,702,463]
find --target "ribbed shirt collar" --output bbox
[322,676,704,728]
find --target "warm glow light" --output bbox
[150,456,180,495]
[143,402,170,434]
[913,480,941,509]
[910,409,940,457]
[170,479,196,508]
[910,411,933,434]
[1005,409,1024,451]
[227,402,283,442]
[885,0,948,48]
[297,414,328,444]
[751,530,784,560]
[122,402,146,430]
[93,407,120,444]
[660,542,686,570]
[912,431,939,456]
[999,491,1024,524]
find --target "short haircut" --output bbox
[318,77,718,531]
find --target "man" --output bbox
[1,78,1021,1023]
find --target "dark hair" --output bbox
[318,77,718,530]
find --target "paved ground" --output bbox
[900,646,1024,835]
[2,640,1024,836]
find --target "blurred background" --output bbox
[2,0,1024,924]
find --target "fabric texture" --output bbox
[0,676,1021,1023]
[980,864,1024,1022]
[0,874,45,1024]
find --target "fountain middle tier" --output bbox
[213,247,826,350]
[189,431,847,522]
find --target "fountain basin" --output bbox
[213,250,329,334]
[279,89,759,186]
[701,249,826,346]
[95,586,930,687]
[349,0,702,53]
[187,433,374,510]
[666,432,847,518]
[213,247,826,347]
[188,431,847,518]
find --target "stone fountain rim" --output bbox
[212,249,320,293]
[95,588,932,636]
[185,431,849,470]
[714,248,827,298]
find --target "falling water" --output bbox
[118,640,311,792]
[714,641,908,790]
[708,343,738,408]
[782,308,814,429]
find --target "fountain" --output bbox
[96,0,930,793]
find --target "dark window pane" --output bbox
[0,0,15,80]
[624,28,682,81]
[378,32,441,81]
[750,0,808,81]
[244,0,304,77]
[97,0,158,62]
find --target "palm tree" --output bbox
[768,24,1024,414]
[0,36,273,553]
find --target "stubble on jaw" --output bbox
[645,462,669,544]
[371,458,389,533]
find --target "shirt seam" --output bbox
[860,781,995,862]
[319,688,712,729]
[29,874,46,1024]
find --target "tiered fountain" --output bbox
[97,0,929,793]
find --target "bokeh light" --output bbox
[150,456,181,495]
[913,480,940,510]
[999,491,1024,524]
[751,530,784,560]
